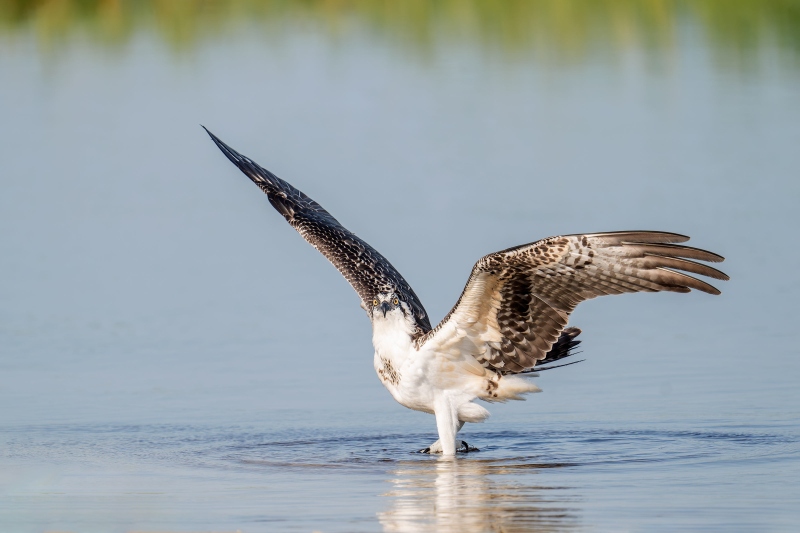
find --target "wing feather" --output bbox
[418,231,727,373]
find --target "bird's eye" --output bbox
[393,298,399,305]
[373,299,379,307]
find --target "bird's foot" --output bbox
[417,440,479,454]
[457,441,479,453]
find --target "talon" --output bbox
[457,440,479,453]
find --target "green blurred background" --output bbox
[2,0,798,70]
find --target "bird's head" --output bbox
[369,292,406,320]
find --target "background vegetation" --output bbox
[1,0,799,69]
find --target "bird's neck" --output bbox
[371,312,416,359]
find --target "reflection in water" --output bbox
[1,0,798,70]
[379,457,578,533]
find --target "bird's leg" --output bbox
[417,422,478,453]
[418,396,479,454]
[434,398,459,456]
[419,420,464,454]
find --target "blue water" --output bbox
[3,421,798,531]
[1,5,799,532]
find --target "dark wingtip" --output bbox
[201,126,247,168]
[535,359,586,372]
[202,127,281,194]
[200,124,215,141]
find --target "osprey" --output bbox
[204,128,728,456]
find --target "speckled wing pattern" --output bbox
[418,232,727,374]
[203,127,431,332]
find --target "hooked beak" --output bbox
[380,302,391,317]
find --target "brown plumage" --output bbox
[203,127,432,334]
[417,232,728,373]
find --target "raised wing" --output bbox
[417,231,727,373]
[204,127,431,332]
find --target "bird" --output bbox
[202,127,728,456]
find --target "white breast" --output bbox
[372,309,435,412]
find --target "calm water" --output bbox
[2,2,800,531]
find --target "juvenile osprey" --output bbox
[204,128,728,456]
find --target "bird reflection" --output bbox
[378,455,579,532]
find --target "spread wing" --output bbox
[203,127,431,332]
[417,231,727,373]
